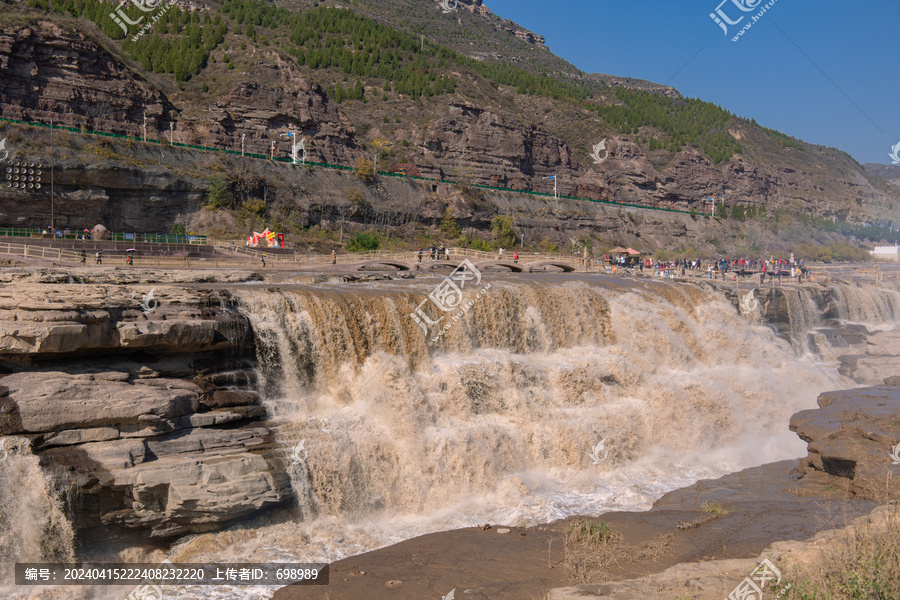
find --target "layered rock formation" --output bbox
[422,102,580,188]
[790,386,900,502]
[191,62,361,166]
[0,20,174,135]
[0,269,292,539]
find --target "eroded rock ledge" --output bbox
[0,270,292,539]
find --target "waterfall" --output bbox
[826,283,900,324]
[3,277,896,600]
[0,437,76,599]
[233,279,850,527]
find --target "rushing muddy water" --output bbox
[4,275,900,599]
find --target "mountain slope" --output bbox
[0,0,898,245]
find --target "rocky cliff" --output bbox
[0,8,898,242]
[0,20,174,136]
[0,268,292,540]
[791,385,900,502]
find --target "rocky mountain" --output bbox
[0,0,897,249]
[866,163,900,194]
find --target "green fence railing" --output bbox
[0,226,207,244]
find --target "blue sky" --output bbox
[484,0,896,166]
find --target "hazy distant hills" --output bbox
[865,163,900,192]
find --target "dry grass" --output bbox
[700,500,732,516]
[563,519,673,585]
[783,504,900,600]
[564,519,623,584]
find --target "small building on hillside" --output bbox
[871,246,899,261]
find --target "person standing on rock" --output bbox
[95,250,102,266]
[79,249,86,265]
[332,250,336,264]
[261,254,266,268]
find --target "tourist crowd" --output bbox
[604,255,810,283]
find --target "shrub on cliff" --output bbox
[491,216,517,247]
[796,242,871,263]
[354,157,375,183]
[204,177,233,209]
[538,238,559,253]
[440,208,461,239]
[346,231,380,252]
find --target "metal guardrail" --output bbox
[0,229,207,244]
[212,242,294,260]
[3,242,896,287]
[0,241,244,267]
[0,241,81,263]
[210,244,584,266]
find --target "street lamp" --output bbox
[280,131,307,165]
[542,174,557,199]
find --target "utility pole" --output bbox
[542,174,557,199]
[241,133,245,157]
[50,116,54,232]
[270,140,275,160]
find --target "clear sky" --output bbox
[484,0,896,166]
